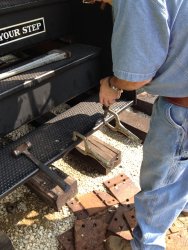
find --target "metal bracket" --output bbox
[72,132,121,170]
[72,131,109,166]
[72,131,91,155]
[104,108,141,143]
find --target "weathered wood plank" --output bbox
[26,168,77,211]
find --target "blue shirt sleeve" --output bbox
[112,0,170,81]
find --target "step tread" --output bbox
[0,94,132,198]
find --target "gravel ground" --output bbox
[0,121,143,249]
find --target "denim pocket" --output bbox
[166,103,187,129]
[165,103,188,160]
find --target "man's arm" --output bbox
[99,76,151,106]
[99,0,169,106]
[107,76,151,91]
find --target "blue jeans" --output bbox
[131,97,188,250]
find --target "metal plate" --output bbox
[123,208,136,232]
[74,215,107,250]
[57,228,75,250]
[93,191,119,207]
[67,191,118,219]
[77,192,107,216]
[108,205,133,240]
[104,173,140,204]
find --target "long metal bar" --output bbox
[0,50,71,81]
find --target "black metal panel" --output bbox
[70,1,113,76]
[0,0,70,55]
[0,0,66,11]
[0,44,101,136]
[0,95,133,199]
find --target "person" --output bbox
[96,0,188,249]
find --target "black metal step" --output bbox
[0,43,101,136]
[0,94,133,199]
[0,43,100,99]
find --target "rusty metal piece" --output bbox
[108,205,133,240]
[67,190,118,219]
[73,133,121,171]
[104,173,129,187]
[93,207,117,229]
[104,173,140,204]
[104,108,141,143]
[57,228,75,250]
[74,215,107,250]
[122,196,135,210]
[133,92,157,116]
[26,169,77,211]
[123,208,137,232]
[119,109,150,142]
[67,197,88,220]
[77,192,107,216]
[93,190,119,207]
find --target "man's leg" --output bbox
[131,97,188,250]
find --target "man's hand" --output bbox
[99,77,122,107]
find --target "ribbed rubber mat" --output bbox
[0,95,132,198]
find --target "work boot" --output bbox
[105,236,132,250]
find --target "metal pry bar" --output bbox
[104,108,141,143]
[0,49,71,81]
[12,141,70,191]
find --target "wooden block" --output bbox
[75,135,121,171]
[26,168,77,211]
